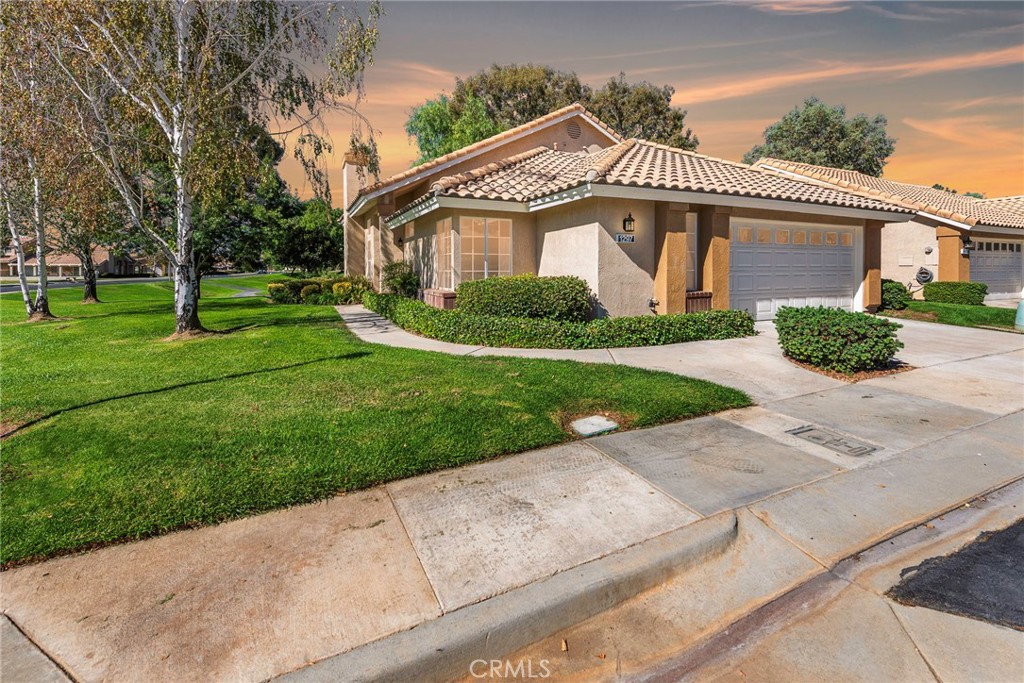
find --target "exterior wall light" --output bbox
[623,212,636,232]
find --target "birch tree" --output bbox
[41,0,381,334]
[0,6,57,319]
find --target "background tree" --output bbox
[588,74,697,150]
[405,64,700,163]
[742,96,896,176]
[42,0,381,334]
[931,183,984,199]
[264,198,344,273]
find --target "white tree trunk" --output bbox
[4,200,33,316]
[28,153,50,317]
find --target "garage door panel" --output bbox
[731,225,857,321]
[972,240,1023,298]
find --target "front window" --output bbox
[459,217,511,281]
[437,218,453,289]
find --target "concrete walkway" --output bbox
[2,309,1022,682]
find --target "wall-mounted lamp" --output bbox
[396,236,404,246]
[623,212,636,233]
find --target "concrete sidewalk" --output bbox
[3,310,1021,682]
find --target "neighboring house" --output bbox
[752,160,1024,300]
[343,104,915,321]
[1,241,163,278]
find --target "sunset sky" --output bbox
[278,0,1024,200]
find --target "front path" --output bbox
[2,308,1021,682]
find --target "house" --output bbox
[752,160,1024,300]
[0,241,163,279]
[343,104,916,321]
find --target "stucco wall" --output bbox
[536,202,601,300]
[881,220,939,295]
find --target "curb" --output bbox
[274,511,739,683]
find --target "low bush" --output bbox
[880,279,911,311]
[923,281,988,306]
[382,261,420,298]
[363,292,755,349]
[456,274,594,322]
[267,274,373,305]
[774,306,903,375]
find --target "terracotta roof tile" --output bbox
[977,195,1024,218]
[754,159,1024,230]
[354,103,622,201]
[386,140,913,223]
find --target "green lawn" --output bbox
[0,277,749,566]
[885,300,1018,330]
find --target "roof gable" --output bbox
[348,103,621,215]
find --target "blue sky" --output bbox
[280,1,1024,198]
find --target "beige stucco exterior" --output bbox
[880,220,939,296]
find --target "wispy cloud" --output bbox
[862,4,943,22]
[750,1,851,15]
[674,45,1024,104]
[901,115,1021,147]
[944,95,1024,112]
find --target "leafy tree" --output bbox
[405,95,501,164]
[931,183,984,199]
[452,63,591,130]
[264,198,344,273]
[588,74,697,150]
[742,97,896,176]
[41,0,381,334]
[406,64,701,163]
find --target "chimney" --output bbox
[342,151,370,277]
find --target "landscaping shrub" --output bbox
[300,284,321,302]
[923,281,988,306]
[382,261,420,297]
[456,274,594,322]
[363,292,755,349]
[880,279,911,311]
[267,275,372,305]
[774,306,903,375]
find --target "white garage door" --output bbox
[731,223,858,321]
[972,239,1023,299]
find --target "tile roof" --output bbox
[387,140,913,223]
[754,159,1024,230]
[353,103,622,202]
[977,195,1024,217]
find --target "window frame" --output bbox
[458,216,513,283]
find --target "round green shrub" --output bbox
[774,306,903,375]
[456,274,594,322]
[880,279,911,310]
[300,284,321,302]
[923,281,988,306]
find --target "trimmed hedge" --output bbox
[363,292,755,349]
[880,279,911,311]
[382,261,420,298]
[775,306,903,375]
[267,275,372,305]
[923,281,988,306]
[456,274,594,322]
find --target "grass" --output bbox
[0,276,750,566]
[883,300,1018,330]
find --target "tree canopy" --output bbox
[742,97,896,177]
[405,64,699,163]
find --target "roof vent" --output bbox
[566,120,582,139]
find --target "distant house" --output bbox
[751,160,1024,300]
[342,104,915,321]
[0,241,166,279]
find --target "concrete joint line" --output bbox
[383,485,444,614]
[2,615,76,683]
[606,348,618,364]
[743,504,832,572]
[272,512,739,683]
[887,600,944,683]
[580,440,705,520]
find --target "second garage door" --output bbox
[972,239,1023,300]
[730,222,858,321]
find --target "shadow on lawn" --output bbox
[0,352,369,439]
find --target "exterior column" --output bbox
[653,202,689,313]
[863,220,883,313]
[936,226,970,282]
[698,205,731,310]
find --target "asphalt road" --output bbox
[0,272,259,295]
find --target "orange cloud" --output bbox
[674,45,1024,105]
